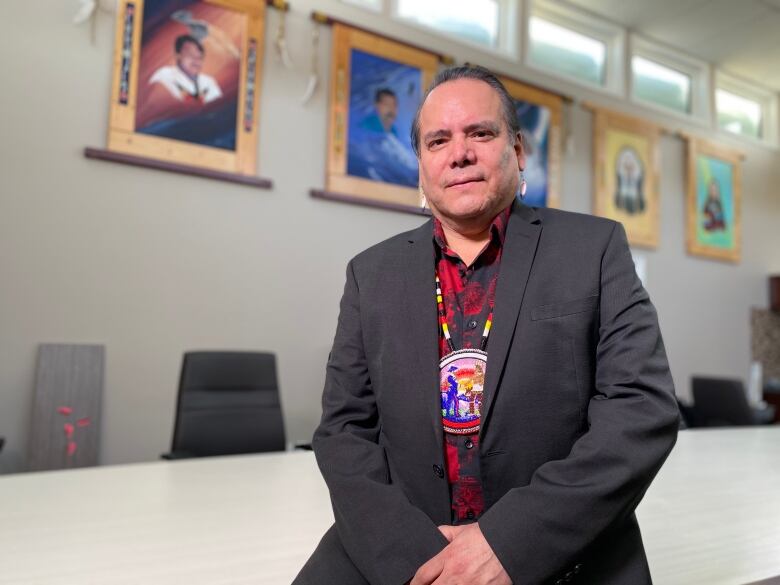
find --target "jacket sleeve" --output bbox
[478,222,680,584]
[312,260,448,585]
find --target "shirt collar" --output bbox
[432,203,512,252]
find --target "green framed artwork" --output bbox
[685,137,742,263]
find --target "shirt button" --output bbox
[432,464,444,478]
[467,319,478,329]
[466,509,475,520]
[464,438,474,449]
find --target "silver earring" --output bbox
[519,171,527,198]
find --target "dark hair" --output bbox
[375,88,397,103]
[175,34,204,55]
[410,66,520,157]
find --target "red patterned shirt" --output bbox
[433,206,510,524]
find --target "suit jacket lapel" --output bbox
[402,221,444,447]
[480,201,541,434]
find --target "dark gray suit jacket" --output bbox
[309,201,679,585]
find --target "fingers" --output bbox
[437,525,457,542]
[437,524,468,542]
[410,553,445,585]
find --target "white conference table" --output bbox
[1,427,779,585]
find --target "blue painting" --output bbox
[346,49,421,188]
[514,99,552,207]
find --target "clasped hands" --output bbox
[409,522,512,585]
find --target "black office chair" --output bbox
[691,376,769,427]
[675,397,697,429]
[162,351,286,459]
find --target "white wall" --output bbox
[1,0,779,472]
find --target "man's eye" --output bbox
[473,131,491,138]
[428,139,445,148]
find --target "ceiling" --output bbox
[557,0,780,92]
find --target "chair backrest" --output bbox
[169,351,286,457]
[691,376,755,427]
[675,398,694,429]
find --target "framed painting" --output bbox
[107,0,265,175]
[593,109,661,248]
[325,23,439,210]
[685,137,742,262]
[499,76,564,208]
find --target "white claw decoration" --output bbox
[273,9,294,70]
[300,75,319,105]
[301,25,320,105]
[275,38,294,69]
[73,0,97,24]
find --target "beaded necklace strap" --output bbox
[436,271,493,353]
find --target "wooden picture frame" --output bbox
[325,23,439,210]
[499,76,564,208]
[685,137,742,263]
[107,0,265,175]
[593,108,661,248]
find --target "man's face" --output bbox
[177,41,204,79]
[375,94,398,131]
[418,79,524,224]
[708,180,720,200]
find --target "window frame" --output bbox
[387,0,518,57]
[523,0,626,97]
[340,0,383,13]
[715,70,778,147]
[336,0,780,150]
[629,34,711,123]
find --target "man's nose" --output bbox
[449,136,476,169]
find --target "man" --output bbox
[702,178,726,231]
[295,66,679,585]
[360,88,401,135]
[349,87,418,188]
[148,34,222,104]
[614,146,645,215]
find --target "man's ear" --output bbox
[418,183,427,210]
[514,131,526,171]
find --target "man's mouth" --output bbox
[446,177,484,188]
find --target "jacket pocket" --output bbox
[530,294,599,321]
